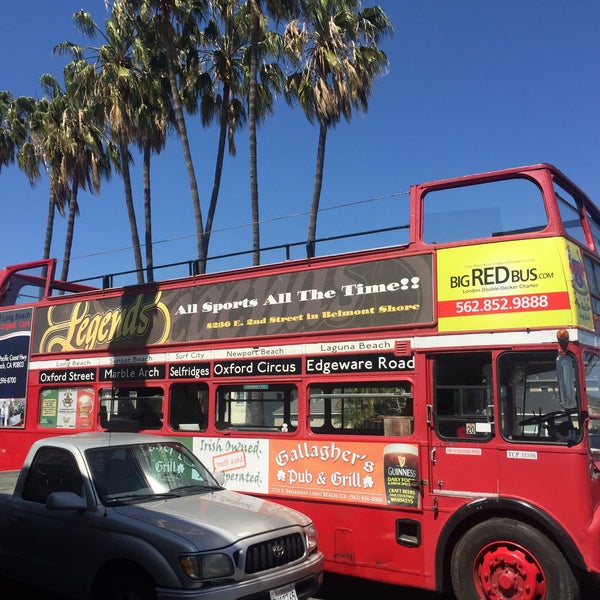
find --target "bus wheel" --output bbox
[450,518,579,600]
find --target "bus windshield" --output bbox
[498,351,582,445]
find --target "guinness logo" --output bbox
[398,456,406,468]
[272,543,285,558]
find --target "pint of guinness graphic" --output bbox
[383,444,420,508]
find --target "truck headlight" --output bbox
[305,523,318,555]
[180,553,234,580]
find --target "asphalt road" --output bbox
[3,572,600,600]
[0,573,448,600]
[317,572,600,600]
[3,571,600,599]
[316,574,453,599]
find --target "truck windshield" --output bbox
[86,441,221,504]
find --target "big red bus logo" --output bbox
[449,265,539,288]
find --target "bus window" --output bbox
[584,353,600,450]
[554,182,587,245]
[498,351,582,444]
[586,207,600,253]
[422,178,547,244]
[584,255,600,321]
[215,384,297,432]
[38,387,94,429]
[99,386,163,431]
[309,382,413,436]
[0,265,46,306]
[169,383,208,431]
[433,353,493,441]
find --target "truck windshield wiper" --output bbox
[170,483,222,494]
[105,491,181,505]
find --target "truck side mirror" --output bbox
[212,471,225,486]
[46,491,87,512]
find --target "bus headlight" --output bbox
[179,553,234,580]
[305,523,318,555]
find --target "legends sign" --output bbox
[33,255,433,353]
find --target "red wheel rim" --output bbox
[473,540,547,599]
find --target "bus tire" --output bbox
[450,517,579,600]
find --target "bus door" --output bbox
[427,352,498,506]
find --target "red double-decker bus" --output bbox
[2,163,600,599]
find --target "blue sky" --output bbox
[1,1,599,285]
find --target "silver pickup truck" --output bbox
[0,432,323,600]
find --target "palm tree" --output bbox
[248,0,262,266]
[40,71,109,281]
[15,95,67,266]
[5,93,65,281]
[58,9,146,283]
[158,0,211,264]
[128,0,210,266]
[194,0,248,271]
[133,38,173,283]
[0,91,14,171]
[0,92,35,173]
[246,0,300,266]
[285,0,392,257]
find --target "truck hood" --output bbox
[112,489,309,549]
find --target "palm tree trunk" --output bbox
[160,14,205,265]
[249,0,261,266]
[43,188,57,261]
[119,140,145,284]
[40,187,57,293]
[307,124,327,258]
[202,83,231,274]
[61,185,78,282]
[143,143,154,283]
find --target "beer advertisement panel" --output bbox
[192,437,421,510]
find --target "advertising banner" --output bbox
[33,255,433,353]
[436,237,593,332]
[39,386,94,428]
[0,307,32,428]
[192,437,421,510]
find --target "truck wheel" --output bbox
[450,517,579,600]
[102,569,156,600]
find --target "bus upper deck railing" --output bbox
[72,223,411,290]
[4,162,600,302]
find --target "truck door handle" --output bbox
[11,512,24,524]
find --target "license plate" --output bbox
[269,584,298,600]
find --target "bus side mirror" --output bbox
[556,355,577,409]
